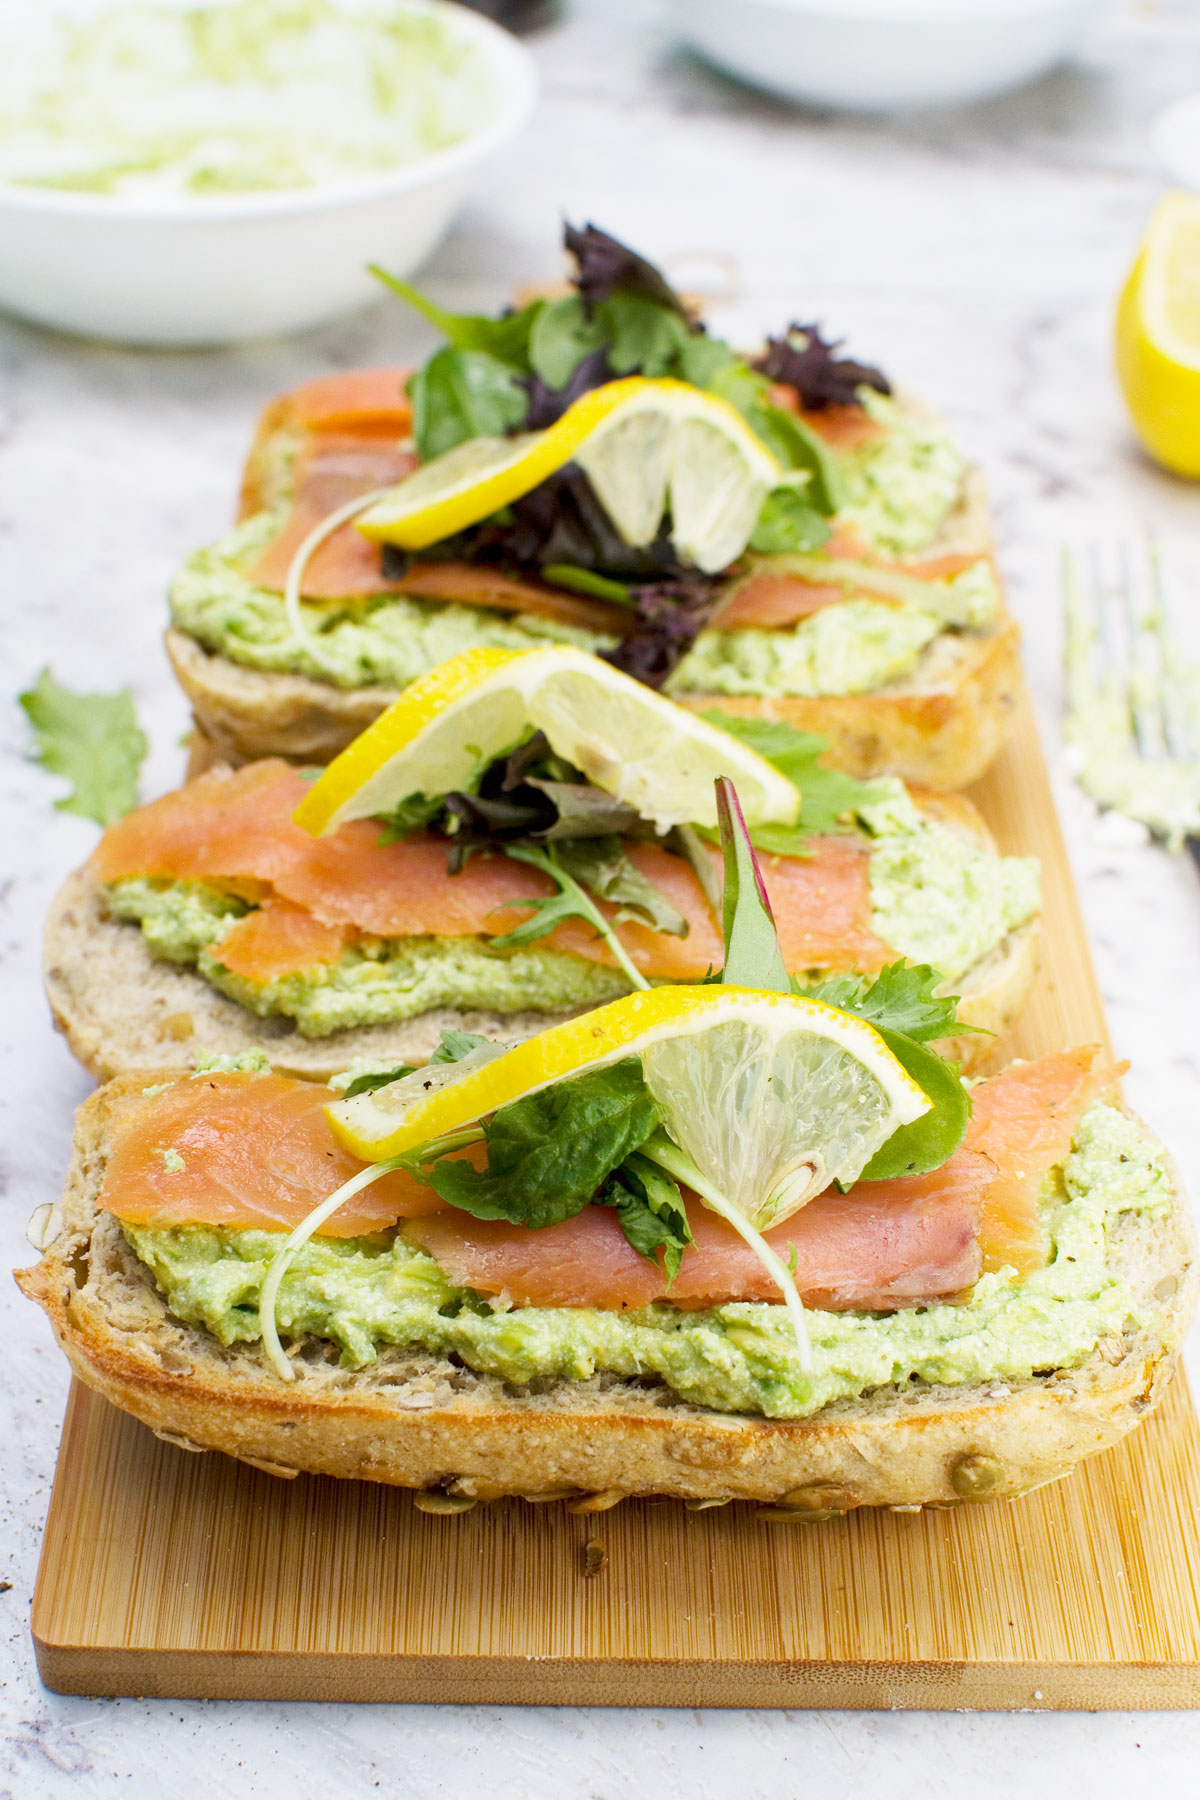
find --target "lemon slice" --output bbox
[325,985,930,1225]
[354,376,782,574]
[1116,190,1200,476]
[292,644,800,837]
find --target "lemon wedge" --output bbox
[1116,190,1200,477]
[292,644,800,838]
[354,376,782,573]
[325,984,930,1224]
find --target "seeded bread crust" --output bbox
[15,1074,1195,1511]
[41,785,1040,1082]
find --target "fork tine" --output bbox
[1147,541,1194,762]
[1117,540,1168,762]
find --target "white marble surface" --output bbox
[5,0,1200,1788]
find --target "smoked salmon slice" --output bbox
[405,1186,980,1314]
[286,368,414,433]
[404,1051,1115,1307]
[847,1047,1117,1280]
[209,900,351,983]
[101,1072,446,1234]
[716,551,987,630]
[99,1051,1114,1312]
[250,432,420,600]
[92,762,890,983]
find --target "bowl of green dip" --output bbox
[0,0,536,344]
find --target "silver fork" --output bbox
[1063,542,1200,867]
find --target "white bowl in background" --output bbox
[0,4,536,346]
[661,0,1106,113]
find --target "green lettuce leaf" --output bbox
[431,1030,493,1064]
[596,1151,693,1285]
[20,668,146,827]
[420,1059,661,1227]
[749,486,832,555]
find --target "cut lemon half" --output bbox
[292,644,800,837]
[354,376,782,574]
[326,985,930,1227]
[1116,191,1200,477]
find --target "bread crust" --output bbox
[167,616,1022,791]
[42,784,1040,1082]
[16,1074,1196,1510]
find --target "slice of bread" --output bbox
[16,1074,1194,1510]
[42,789,1040,1083]
[164,386,1021,790]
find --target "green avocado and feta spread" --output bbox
[169,441,993,704]
[104,782,1038,1036]
[0,0,491,199]
[119,1099,1168,1418]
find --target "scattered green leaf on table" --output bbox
[19,668,146,826]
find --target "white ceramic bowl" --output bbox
[661,0,1105,113]
[0,4,536,346]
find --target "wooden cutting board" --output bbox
[29,691,1200,1706]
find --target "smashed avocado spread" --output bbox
[105,790,1038,1034]
[120,1102,1169,1419]
[839,391,970,556]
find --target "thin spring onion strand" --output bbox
[282,486,397,678]
[641,1133,814,1376]
[259,1155,404,1382]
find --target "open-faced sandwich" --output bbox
[46,646,1040,1082]
[19,790,1192,1512]
[167,224,1021,789]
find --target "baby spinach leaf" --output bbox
[801,961,978,1043]
[598,291,693,377]
[371,266,540,368]
[749,405,843,513]
[341,1064,417,1098]
[554,836,689,935]
[716,777,790,994]
[857,1026,970,1180]
[749,487,832,555]
[20,668,147,827]
[409,346,529,461]
[596,1151,693,1285]
[528,294,607,390]
[421,1060,661,1227]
